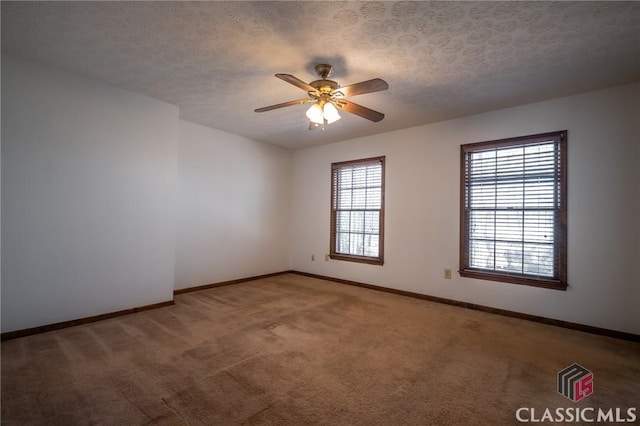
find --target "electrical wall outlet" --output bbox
[311,254,315,261]
[444,268,452,279]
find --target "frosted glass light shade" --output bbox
[306,103,324,124]
[323,102,341,124]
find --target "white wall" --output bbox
[291,83,640,334]
[174,120,292,290]
[1,55,178,333]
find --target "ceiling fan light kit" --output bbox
[305,103,325,125]
[322,102,341,124]
[306,101,341,125]
[255,63,388,130]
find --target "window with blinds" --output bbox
[460,131,567,290]
[330,156,385,265]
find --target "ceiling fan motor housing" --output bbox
[310,79,339,93]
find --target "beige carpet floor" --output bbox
[2,273,639,425]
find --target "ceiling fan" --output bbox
[255,64,389,129]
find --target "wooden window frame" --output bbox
[330,156,385,265]
[459,131,568,290]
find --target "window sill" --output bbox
[329,254,384,266]
[459,269,567,291]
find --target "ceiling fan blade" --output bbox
[275,74,317,93]
[333,78,388,98]
[336,100,385,122]
[255,98,311,113]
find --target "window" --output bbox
[331,156,385,265]
[460,131,567,290]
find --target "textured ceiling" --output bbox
[2,1,640,149]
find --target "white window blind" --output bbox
[331,157,385,264]
[461,132,567,289]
